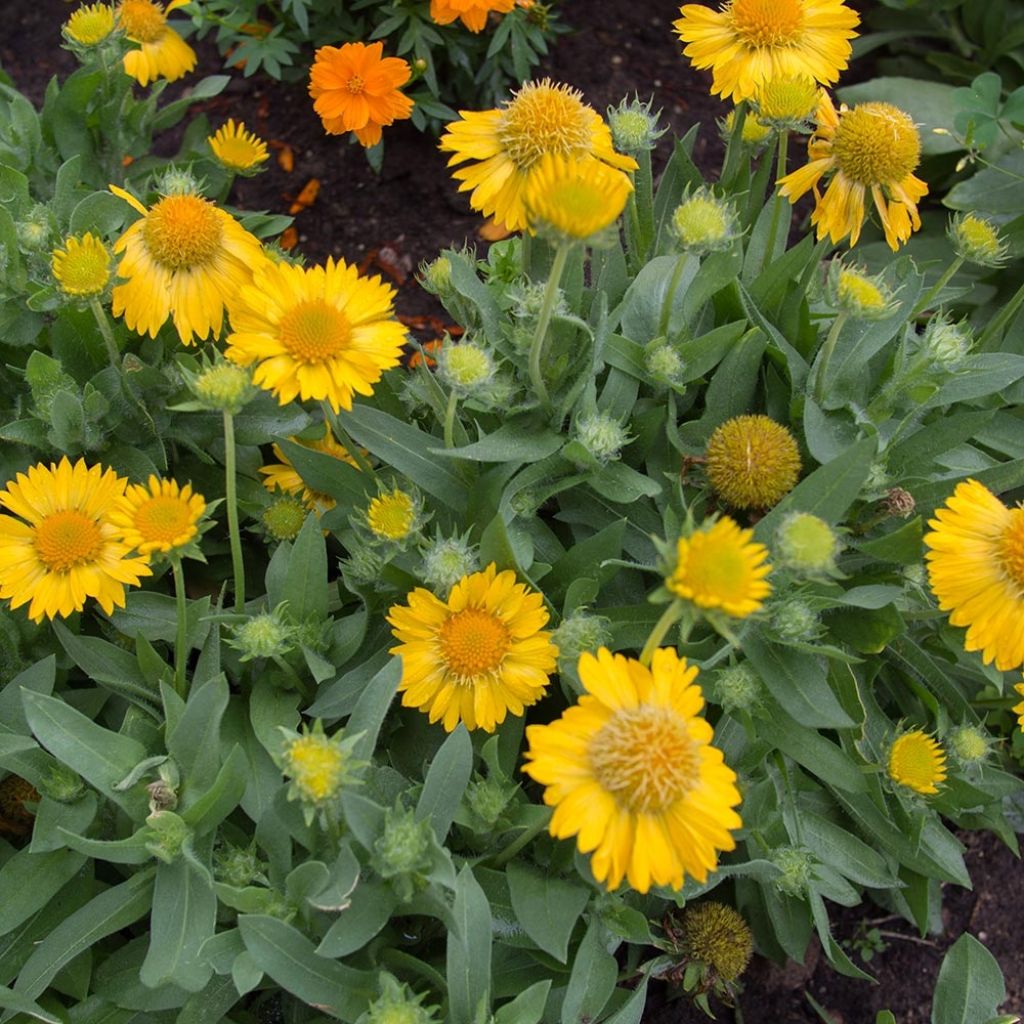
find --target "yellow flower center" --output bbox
[888,732,945,794]
[279,299,352,363]
[831,102,920,186]
[589,706,699,813]
[367,490,415,540]
[729,0,803,47]
[35,510,104,572]
[346,75,365,94]
[498,80,593,170]
[66,4,116,45]
[999,509,1024,589]
[755,75,818,121]
[133,496,193,546]
[287,737,345,802]
[439,608,510,679]
[143,194,224,271]
[52,235,111,297]
[837,270,886,312]
[673,196,730,248]
[956,215,1002,261]
[119,0,166,42]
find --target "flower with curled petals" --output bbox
[118,0,196,86]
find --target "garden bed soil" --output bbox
[4,0,1023,1021]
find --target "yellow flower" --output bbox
[834,266,893,318]
[924,478,1024,670]
[51,233,111,297]
[778,94,928,251]
[440,78,637,233]
[64,3,116,45]
[259,424,360,515]
[208,119,269,172]
[705,414,801,509]
[887,730,947,795]
[674,0,859,102]
[279,721,361,812]
[367,489,417,541]
[0,458,151,622]
[430,0,515,32]
[387,563,557,732]
[225,257,406,413]
[522,647,742,893]
[753,74,820,127]
[523,153,634,239]
[667,517,772,617]
[118,0,196,86]
[949,213,1008,268]
[109,476,206,556]
[1014,683,1024,732]
[110,185,265,345]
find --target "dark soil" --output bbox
[4,1,1023,1021]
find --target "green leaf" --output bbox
[175,974,240,1024]
[52,621,158,711]
[922,355,1024,408]
[179,746,248,837]
[560,919,617,1024]
[347,658,402,761]
[0,657,55,733]
[755,714,867,793]
[0,848,86,939]
[0,984,62,1023]
[167,676,229,795]
[432,421,564,463]
[417,725,472,842]
[800,812,898,888]
[283,512,328,622]
[275,437,368,510]
[316,879,396,958]
[932,934,1007,1024]
[447,865,492,1024]
[493,981,552,1024]
[603,976,650,1024]
[619,254,698,342]
[507,862,590,963]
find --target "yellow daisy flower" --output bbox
[208,119,270,173]
[887,730,947,796]
[523,647,742,893]
[924,478,1024,670]
[259,424,360,515]
[778,93,928,251]
[387,563,557,732]
[118,0,196,86]
[226,257,406,413]
[367,488,417,542]
[109,185,265,345]
[0,458,151,622]
[109,476,206,556]
[673,0,859,103]
[439,78,637,234]
[1014,683,1024,732]
[64,3,116,46]
[667,517,772,617]
[51,233,111,298]
[523,152,634,239]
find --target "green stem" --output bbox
[527,243,571,411]
[272,654,311,698]
[762,130,789,271]
[720,101,747,187]
[813,311,848,406]
[657,253,690,338]
[913,255,964,316]
[89,298,121,369]
[639,600,684,668]
[443,389,459,449]
[223,411,246,613]
[976,277,1024,352]
[171,558,188,697]
[321,402,375,477]
[492,809,552,868]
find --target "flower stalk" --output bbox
[528,242,571,411]
[223,410,246,613]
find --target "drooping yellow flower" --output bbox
[523,153,634,239]
[1014,683,1024,732]
[523,647,742,893]
[778,94,928,251]
[259,424,360,515]
[117,0,196,86]
[387,563,557,732]
[673,0,859,103]
[225,257,406,413]
[887,730,947,796]
[0,458,151,622]
[430,0,515,32]
[440,78,637,233]
[51,233,111,297]
[924,479,1024,670]
[64,3,116,46]
[308,41,414,147]
[110,185,265,344]
[705,415,801,510]
[109,476,206,556]
[367,488,417,541]
[667,517,772,617]
[208,119,269,173]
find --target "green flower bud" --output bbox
[16,205,52,252]
[365,973,439,1024]
[420,255,453,295]
[341,545,388,590]
[771,598,821,641]
[439,342,495,394]
[921,314,971,370]
[420,533,478,595]
[466,775,516,827]
[188,360,258,414]
[670,187,740,255]
[775,512,840,574]
[156,167,204,197]
[145,810,191,862]
[214,842,269,888]
[575,412,631,464]
[645,339,685,388]
[552,609,611,661]
[262,496,307,541]
[37,763,86,804]
[229,610,295,661]
[711,663,761,713]
[948,724,990,766]
[949,212,1008,268]
[607,96,665,154]
[372,805,433,901]
[829,262,896,320]
[772,845,814,897]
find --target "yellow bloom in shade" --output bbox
[887,730,947,795]
[118,0,196,86]
[523,153,634,239]
[674,0,859,103]
[259,425,360,515]
[924,478,1024,670]
[367,489,416,541]
[0,458,151,622]
[430,0,514,32]
[51,233,111,297]
[387,563,557,732]
[64,3,116,46]
[208,119,269,172]
[109,476,206,556]
[667,517,772,617]
[226,257,406,413]
[110,185,265,344]
[522,647,742,893]
[440,78,637,233]
[1014,683,1024,732]
[778,94,928,251]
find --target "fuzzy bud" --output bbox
[607,97,665,154]
[679,902,754,983]
[948,724,990,766]
[420,534,478,595]
[552,610,612,661]
[229,611,295,661]
[921,315,971,370]
[372,805,433,901]
[439,342,495,394]
[38,763,86,804]
[189,360,257,414]
[575,412,631,464]
[366,974,439,1024]
[772,845,814,897]
[262,496,307,541]
[830,264,895,320]
[214,842,268,888]
[753,74,820,129]
[466,775,515,828]
[670,188,740,254]
[949,213,1008,268]
[156,167,204,197]
[420,256,453,295]
[145,810,190,861]
[775,512,840,574]
[645,340,686,388]
[771,598,821,641]
[711,663,761,713]
[722,107,771,145]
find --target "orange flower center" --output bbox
[589,705,700,813]
[35,510,104,572]
[1000,509,1024,589]
[439,608,510,680]
[119,0,166,43]
[497,81,593,170]
[133,496,194,546]
[730,0,803,47]
[831,102,920,186]
[278,299,352,363]
[346,75,365,94]
[143,194,224,271]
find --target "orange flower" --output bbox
[430,0,515,33]
[309,42,414,147]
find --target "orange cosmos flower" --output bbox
[430,0,515,33]
[308,41,414,147]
